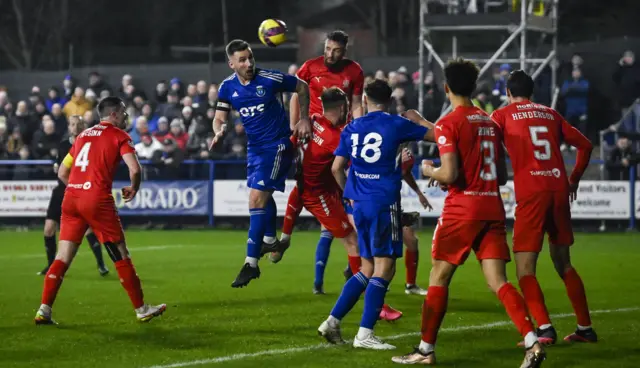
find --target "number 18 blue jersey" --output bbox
[334,111,428,205]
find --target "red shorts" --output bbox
[513,191,574,253]
[302,191,354,238]
[59,194,124,245]
[432,218,510,266]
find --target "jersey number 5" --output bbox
[480,140,497,181]
[529,126,551,160]
[75,142,91,172]
[350,133,382,163]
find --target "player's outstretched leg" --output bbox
[482,259,545,367]
[85,229,109,276]
[261,196,284,258]
[550,245,597,343]
[392,259,455,364]
[103,241,166,322]
[35,240,79,325]
[313,229,333,294]
[39,219,58,275]
[318,258,373,345]
[354,256,396,350]
[233,189,273,288]
[515,251,556,346]
[272,185,303,263]
[403,226,427,296]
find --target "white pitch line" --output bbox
[146,306,640,368]
[0,244,200,260]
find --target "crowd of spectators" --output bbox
[1,49,639,180]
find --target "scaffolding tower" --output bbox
[418,0,559,117]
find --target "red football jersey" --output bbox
[66,122,136,197]
[296,56,364,117]
[435,106,506,221]
[299,114,344,195]
[491,100,592,201]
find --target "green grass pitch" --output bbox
[1,229,639,368]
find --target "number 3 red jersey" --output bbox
[435,106,505,221]
[296,56,364,117]
[491,100,593,201]
[66,122,136,197]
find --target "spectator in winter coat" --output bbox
[613,50,640,132]
[605,137,639,180]
[154,117,170,142]
[31,117,60,159]
[168,118,189,150]
[63,87,92,119]
[45,87,67,112]
[561,68,590,136]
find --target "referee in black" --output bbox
[39,115,109,276]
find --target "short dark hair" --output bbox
[225,39,250,57]
[97,96,124,117]
[444,58,479,97]
[326,30,349,46]
[321,87,348,109]
[364,79,392,105]
[507,70,534,98]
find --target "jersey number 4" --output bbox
[529,126,551,160]
[350,133,382,163]
[75,142,91,172]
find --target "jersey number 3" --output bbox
[480,140,497,181]
[75,142,91,172]
[350,133,382,163]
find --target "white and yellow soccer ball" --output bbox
[258,19,287,47]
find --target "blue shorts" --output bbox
[343,199,353,215]
[247,140,294,192]
[352,199,403,259]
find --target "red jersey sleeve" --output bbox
[119,132,136,157]
[296,60,312,83]
[556,111,593,184]
[351,62,365,96]
[490,110,506,131]
[401,149,415,174]
[435,121,457,155]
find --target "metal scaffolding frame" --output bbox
[418,0,559,117]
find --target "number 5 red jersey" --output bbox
[66,122,136,197]
[491,100,593,201]
[435,106,506,221]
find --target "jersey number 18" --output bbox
[350,133,382,163]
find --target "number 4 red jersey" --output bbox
[66,122,135,197]
[435,106,506,221]
[491,100,593,201]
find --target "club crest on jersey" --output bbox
[343,79,349,88]
[256,85,265,97]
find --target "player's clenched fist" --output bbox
[293,117,312,139]
[121,186,138,202]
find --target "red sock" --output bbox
[497,283,535,338]
[421,286,448,344]
[519,275,552,326]
[282,186,303,236]
[405,249,418,285]
[41,260,70,307]
[563,268,592,327]
[348,255,361,274]
[115,259,145,309]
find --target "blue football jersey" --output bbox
[334,111,428,205]
[216,68,298,151]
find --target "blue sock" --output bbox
[263,197,277,239]
[360,277,390,329]
[330,272,369,320]
[314,230,333,287]
[247,208,268,258]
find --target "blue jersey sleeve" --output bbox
[215,80,232,112]
[280,74,299,93]
[334,130,351,158]
[257,69,298,93]
[397,116,428,142]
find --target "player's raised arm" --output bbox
[289,92,300,131]
[351,67,365,118]
[558,111,593,199]
[293,78,312,138]
[401,109,436,141]
[401,148,432,209]
[423,121,459,185]
[210,83,231,149]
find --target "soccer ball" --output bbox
[258,19,287,47]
